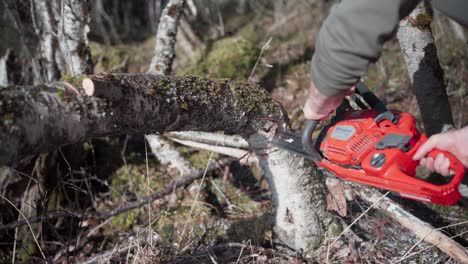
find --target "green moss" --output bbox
[328,220,344,237]
[178,35,259,80]
[155,201,212,242]
[3,112,13,121]
[110,163,166,200]
[60,74,87,87]
[89,42,128,72]
[110,211,138,230]
[225,213,272,245]
[229,81,276,114]
[414,13,432,31]
[178,146,220,169]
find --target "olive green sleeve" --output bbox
[311,0,420,96]
[429,0,468,26]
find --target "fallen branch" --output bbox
[169,138,257,165]
[166,131,249,149]
[356,186,468,263]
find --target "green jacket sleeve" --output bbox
[311,0,420,96]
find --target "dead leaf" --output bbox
[326,180,347,217]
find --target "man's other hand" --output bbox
[303,80,353,120]
[413,126,468,176]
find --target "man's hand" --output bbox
[413,126,468,176]
[303,80,353,120]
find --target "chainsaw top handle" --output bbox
[302,81,394,160]
[302,119,322,162]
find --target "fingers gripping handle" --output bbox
[403,141,466,205]
[301,120,323,162]
[425,149,466,182]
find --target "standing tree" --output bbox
[397,2,454,135]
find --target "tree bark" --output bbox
[58,0,94,76]
[0,50,9,87]
[397,2,454,135]
[32,0,61,82]
[0,73,332,254]
[148,0,185,75]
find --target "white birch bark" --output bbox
[0,50,9,87]
[248,128,331,255]
[148,0,185,75]
[32,0,61,82]
[58,0,93,76]
[397,2,454,135]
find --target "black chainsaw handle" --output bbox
[301,120,323,162]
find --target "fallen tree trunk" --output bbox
[0,74,277,166]
[0,73,333,254]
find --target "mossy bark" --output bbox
[0,73,277,166]
[0,73,334,254]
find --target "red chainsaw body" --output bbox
[315,110,465,205]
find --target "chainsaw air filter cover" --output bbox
[319,109,420,167]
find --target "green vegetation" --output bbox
[178,34,260,80]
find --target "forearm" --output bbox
[311,0,419,96]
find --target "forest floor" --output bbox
[1,2,468,263]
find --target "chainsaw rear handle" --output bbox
[389,138,466,205]
[302,120,323,162]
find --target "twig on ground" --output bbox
[400,220,468,260]
[179,152,214,245]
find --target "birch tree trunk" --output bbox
[146,0,192,175]
[0,50,9,87]
[32,0,61,82]
[0,73,333,254]
[58,0,94,76]
[397,2,454,135]
[148,0,185,75]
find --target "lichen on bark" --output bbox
[0,73,280,166]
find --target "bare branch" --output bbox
[356,186,468,262]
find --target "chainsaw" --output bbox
[272,82,466,205]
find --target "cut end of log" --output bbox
[82,78,94,96]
